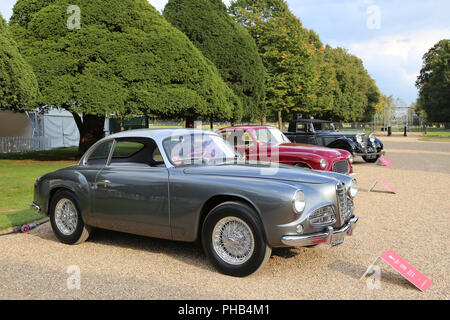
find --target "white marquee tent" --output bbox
[0,109,108,153]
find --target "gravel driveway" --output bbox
[0,136,449,300]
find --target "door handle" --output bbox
[97,180,111,187]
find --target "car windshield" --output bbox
[163,133,240,166]
[254,128,291,145]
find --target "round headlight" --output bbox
[349,179,358,198]
[293,190,306,214]
[320,158,327,169]
[348,154,354,164]
[369,134,376,143]
[356,135,363,144]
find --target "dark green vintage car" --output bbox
[284,119,385,163]
[31,129,358,277]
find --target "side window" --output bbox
[220,131,229,140]
[152,147,163,162]
[313,123,322,131]
[297,123,306,133]
[112,141,145,158]
[86,141,113,166]
[242,131,255,146]
[109,138,165,168]
[225,130,242,148]
[297,123,311,133]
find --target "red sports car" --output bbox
[217,126,354,175]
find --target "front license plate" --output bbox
[332,239,344,247]
[366,155,376,159]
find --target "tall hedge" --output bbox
[230,0,320,125]
[10,0,241,153]
[0,14,38,109]
[164,0,265,121]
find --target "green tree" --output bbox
[0,14,38,109]
[230,0,321,127]
[164,0,265,122]
[416,39,450,126]
[324,46,380,122]
[10,0,240,154]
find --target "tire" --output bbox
[201,201,271,277]
[49,189,91,245]
[362,155,380,163]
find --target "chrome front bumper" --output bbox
[281,215,359,247]
[30,202,41,213]
[354,151,385,157]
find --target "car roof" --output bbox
[294,119,331,123]
[218,125,277,131]
[104,128,217,142]
[80,128,220,167]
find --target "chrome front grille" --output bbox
[332,160,350,174]
[336,184,353,222]
[361,135,369,151]
[309,205,337,226]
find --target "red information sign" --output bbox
[378,180,399,194]
[380,250,432,292]
[377,157,393,167]
[369,180,399,194]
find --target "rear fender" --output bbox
[40,171,92,222]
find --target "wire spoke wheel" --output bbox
[54,198,78,236]
[212,217,255,265]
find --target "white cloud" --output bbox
[343,28,449,103]
[347,29,450,61]
[147,0,169,12]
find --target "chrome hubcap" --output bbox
[54,199,78,236]
[212,217,255,265]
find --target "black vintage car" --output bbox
[284,119,385,163]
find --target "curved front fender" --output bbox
[327,137,356,153]
[280,152,324,169]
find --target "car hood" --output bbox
[278,143,347,158]
[183,163,347,185]
[316,131,364,139]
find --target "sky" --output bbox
[1,0,449,105]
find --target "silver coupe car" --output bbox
[31,129,359,277]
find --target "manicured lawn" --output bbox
[419,136,450,142]
[423,130,450,137]
[419,128,450,141]
[0,148,77,230]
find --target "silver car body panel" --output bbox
[32,129,357,248]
